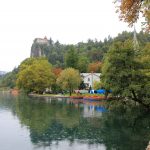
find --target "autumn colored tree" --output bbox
[115,0,150,32]
[56,68,81,95]
[51,67,63,93]
[52,68,62,78]
[88,61,102,73]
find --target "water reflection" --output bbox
[68,99,107,118]
[0,92,150,150]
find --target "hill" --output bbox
[30,31,150,70]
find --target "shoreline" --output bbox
[28,93,70,98]
[28,93,109,101]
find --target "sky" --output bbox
[0,0,143,72]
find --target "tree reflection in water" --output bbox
[0,93,150,150]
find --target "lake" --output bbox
[0,92,150,150]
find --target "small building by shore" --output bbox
[80,73,101,89]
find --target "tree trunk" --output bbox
[131,90,150,109]
[69,87,72,96]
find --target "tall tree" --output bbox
[65,46,78,68]
[77,56,89,73]
[101,40,150,108]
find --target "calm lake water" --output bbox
[0,92,150,150]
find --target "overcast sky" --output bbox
[0,0,142,72]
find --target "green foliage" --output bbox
[140,42,150,77]
[102,40,135,95]
[17,58,54,93]
[65,46,78,68]
[56,68,81,95]
[77,56,89,72]
[18,57,37,71]
[0,68,18,88]
[93,80,101,90]
[101,40,150,107]
[137,42,150,103]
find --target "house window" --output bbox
[88,78,90,81]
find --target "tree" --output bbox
[79,80,86,90]
[18,57,36,71]
[87,48,104,62]
[56,68,81,95]
[115,0,150,32]
[138,43,150,104]
[77,56,89,73]
[65,46,78,68]
[52,68,62,78]
[17,58,54,93]
[101,40,150,108]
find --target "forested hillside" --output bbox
[31,31,150,72]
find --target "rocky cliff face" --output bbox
[30,37,49,57]
[30,43,43,57]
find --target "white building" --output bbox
[80,73,101,89]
